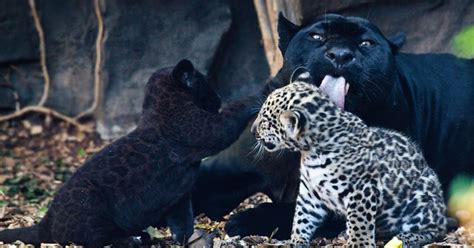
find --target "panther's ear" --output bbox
[278,13,300,55]
[387,32,406,52]
[279,110,306,139]
[172,59,195,88]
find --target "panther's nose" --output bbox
[325,47,355,68]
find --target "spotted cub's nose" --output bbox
[250,121,258,136]
[251,115,261,135]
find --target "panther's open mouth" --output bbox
[319,75,350,110]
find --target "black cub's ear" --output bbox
[387,32,406,52]
[278,13,300,56]
[173,59,195,87]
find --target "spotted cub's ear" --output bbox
[173,59,196,88]
[279,110,306,139]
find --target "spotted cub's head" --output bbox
[251,79,347,153]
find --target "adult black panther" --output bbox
[194,13,474,240]
[272,13,474,185]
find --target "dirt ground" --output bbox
[0,117,472,247]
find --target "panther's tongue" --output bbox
[319,75,348,110]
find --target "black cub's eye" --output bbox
[360,40,375,47]
[310,32,325,41]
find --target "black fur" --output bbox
[273,14,474,188]
[217,14,474,239]
[0,60,258,246]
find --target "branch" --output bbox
[253,0,283,77]
[0,0,92,133]
[0,106,93,132]
[75,0,104,120]
[28,0,50,107]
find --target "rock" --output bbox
[0,0,232,140]
[36,0,97,115]
[97,0,232,139]
[0,0,39,63]
[209,0,270,102]
[0,83,16,112]
[0,0,96,113]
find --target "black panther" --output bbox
[195,14,474,240]
[0,60,259,246]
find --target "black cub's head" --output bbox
[277,13,405,118]
[172,59,221,113]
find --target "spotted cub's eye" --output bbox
[310,32,325,41]
[360,40,375,47]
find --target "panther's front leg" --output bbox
[345,184,379,247]
[290,176,328,245]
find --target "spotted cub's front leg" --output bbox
[345,184,379,247]
[291,176,328,245]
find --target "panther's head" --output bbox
[277,14,405,118]
[143,59,221,115]
[251,80,344,153]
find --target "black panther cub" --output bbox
[0,60,258,246]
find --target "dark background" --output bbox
[0,0,472,141]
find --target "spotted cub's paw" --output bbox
[337,229,349,240]
[345,241,377,248]
[290,238,311,247]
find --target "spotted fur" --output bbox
[251,80,447,247]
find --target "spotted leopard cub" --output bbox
[251,80,447,247]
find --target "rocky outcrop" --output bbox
[0,0,254,139]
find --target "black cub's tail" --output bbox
[0,225,40,245]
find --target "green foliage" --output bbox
[4,175,51,203]
[449,174,473,197]
[452,25,474,59]
[0,150,13,158]
[37,206,49,218]
[55,159,64,167]
[54,159,75,181]
[40,156,50,163]
[77,148,87,158]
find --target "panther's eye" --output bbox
[310,32,325,41]
[360,40,375,47]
